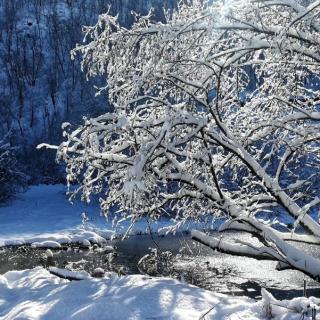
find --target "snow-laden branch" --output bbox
[191,230,285,261]
[43,0,320,281]
[219,219,320,245]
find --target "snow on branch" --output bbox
[43,0,320,279]
[191,230,284,261]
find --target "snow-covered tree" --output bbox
[40,0,320,279]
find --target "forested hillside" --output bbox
[0,0,175,186]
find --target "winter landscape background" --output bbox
[1,0,320,319]
[0,0,175,188]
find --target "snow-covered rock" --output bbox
[45,249,54,258]
[93,245,114,253]
[92,267,105,278]
[81,239,91,248]
[31,241,61,249]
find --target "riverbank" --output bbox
[1,185,320,319]
[0,184,220,248]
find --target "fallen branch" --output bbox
[49,267,90,281]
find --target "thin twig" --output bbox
[199,302,221,320]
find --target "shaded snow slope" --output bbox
[0,185,218,247]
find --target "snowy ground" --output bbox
[1,266,318,320]
[1,185,319,319]
[0,185,219,248]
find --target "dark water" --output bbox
[1,231,320,300]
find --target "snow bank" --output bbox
[0,185,220,247]
[0,267,317,319]
[0,267,257,319]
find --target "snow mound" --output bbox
[0,267,258,320]
[31,240,62,248]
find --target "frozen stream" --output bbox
[1,231,320,300]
